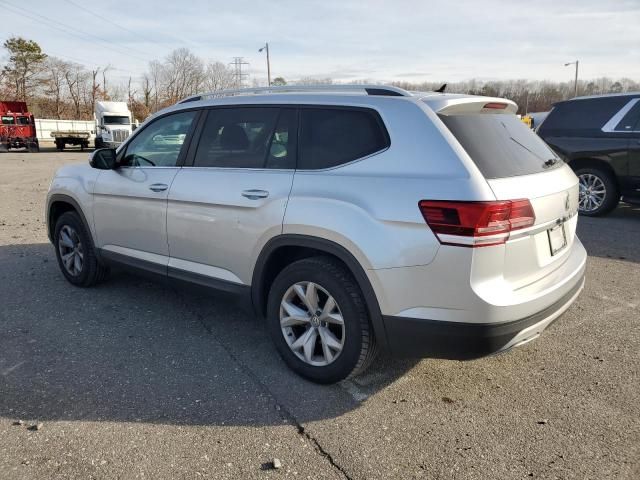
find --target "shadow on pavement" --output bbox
[0,243,417,427]
[577,202,640,264]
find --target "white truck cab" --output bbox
[94,101,133,149]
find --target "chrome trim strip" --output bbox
[602,98,640,133]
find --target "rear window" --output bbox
[298,107,389,170]
[538,96,631,136]
[440,113,562,179]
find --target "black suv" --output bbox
[537,93,640,216]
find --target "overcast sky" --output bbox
[1,0,639,84]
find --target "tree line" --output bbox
[1,36,638,121]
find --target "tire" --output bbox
[266,256,377,384]
[53,211,109,287]
[95,137,104,149]
[575,166,619,216]
[55,140,64,151]
[28,142,39,153]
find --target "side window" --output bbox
[121,111,197,167]
[613,100,640,132]
[298,108,389,170]
[266,109,297,169]
[193,107,295,169]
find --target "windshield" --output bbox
[439,113,563,179]
[103,115,130,125]
[1,116,15,125]
[16,116,30,125]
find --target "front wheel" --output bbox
[53,211,109,287]
[266,256,377,384]
[575,167,619,216]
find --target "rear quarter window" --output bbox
[440,113,562,179]
[538,96,631,137]
[298,107,389,170]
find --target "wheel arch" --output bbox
[251,234,390,351]
[569,157,620,189]
[47,194,95,247]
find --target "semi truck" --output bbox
[0,101,39,152]
[94,101,133,148]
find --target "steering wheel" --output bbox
[133,154,156,166]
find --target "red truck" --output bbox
[0,101,39,152]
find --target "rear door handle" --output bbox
[241,189,269,200]
[149,183,168,192]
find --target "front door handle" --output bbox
[149,183,168,192]
[241,189,269,200]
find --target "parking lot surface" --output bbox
[1,150,638,479]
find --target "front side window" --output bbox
[104,115,130,125]
[1,116,15,125]
[120,111,196,167]
[193,107,295,169]
[298,108,389,170]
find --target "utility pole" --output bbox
[229,57,249,88]
[259,43,271,86]
[564,60,579,97]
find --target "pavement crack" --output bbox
[171,289,353,480]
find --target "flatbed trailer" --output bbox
[51,131,91,151]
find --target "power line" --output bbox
[61,0,189,51]
[0,1,151,62]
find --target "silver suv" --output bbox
[46,85,587,384]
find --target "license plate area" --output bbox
[547,222,567,256]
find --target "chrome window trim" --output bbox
[601,98,640,133]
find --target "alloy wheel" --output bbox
[279,281,345,366]
[578,173,606,213]
[58,225,84,276]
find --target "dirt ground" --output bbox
[1,151,638,479]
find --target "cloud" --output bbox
[2,0,639,83]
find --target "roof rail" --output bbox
[177,84,412,104]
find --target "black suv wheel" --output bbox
[575,167,619,216]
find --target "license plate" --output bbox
[547,223,567,256]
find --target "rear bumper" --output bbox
[383,273,585,359]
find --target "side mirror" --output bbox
[89,148,117,170]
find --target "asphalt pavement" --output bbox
[0,150,638,479]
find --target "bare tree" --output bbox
[203,61,235,92]
[64,63,88,118]
[43,57,71,119]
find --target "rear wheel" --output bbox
[575,167,619,216]
[266,256,376,384]
[54,211,109,287]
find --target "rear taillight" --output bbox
[418,199,535,247]
[482,102,508,109]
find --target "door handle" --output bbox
[149,183,168,192]
[241,189,269,200]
